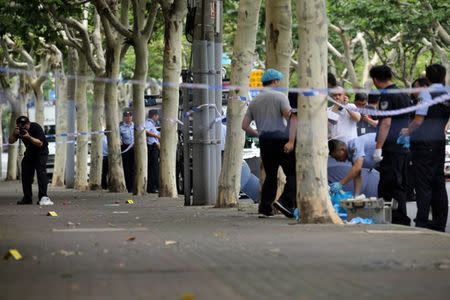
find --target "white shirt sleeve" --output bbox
[415,90,432,116]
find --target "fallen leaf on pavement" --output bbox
[55,250,83,256]
[180,292,195,300]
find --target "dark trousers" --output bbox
[101,156,108,190]
[147,143,160,192]
[412,146,448,232]
[378,151,411,226]
[259,135,296,215]
[405,152,416,202]
[21,154,48,201]
[121,144,135,192]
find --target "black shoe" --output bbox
[17,198,32,205]
[258,212,274,218]
[258,207,274,218]
[148,189,158,193]
[273,201,294,219]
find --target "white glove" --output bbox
[373,148,383,163]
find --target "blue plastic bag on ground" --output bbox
[330,191,353,220]
[347,217,375,224]
[293,190,353,221]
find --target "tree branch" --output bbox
[63,24,83,52]
[421,0,450,45]
[92,10,106,71]
[327,41,343,59]
[131,0,140,34]
[329,24,358,87]
[94,0,133,39]
[142,0,159,39]
[0,38,28,69]
[59,16,103,74]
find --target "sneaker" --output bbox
[38,196,54,206]
[17,198,32,205]
[273,201,294,219]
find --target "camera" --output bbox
[19,127,27,137]
[18,121,27,137]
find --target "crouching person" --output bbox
[8,116,53,205]
[328,133,378,196]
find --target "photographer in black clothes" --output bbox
[8,116,53,205]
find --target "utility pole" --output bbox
[190,0,222,205]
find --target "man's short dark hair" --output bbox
[354,93,368,102]
[262,80,275,87]
[411,77,429,88]
[328,139,346,155]
[16,116,30,125]
[148,109,159,118]
[426,64,446,84]
[369,65,392,82]
[123,110,132,116]
[328,73,337,88]
[368,91,381,104]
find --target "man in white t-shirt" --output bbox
[327,86,361,143]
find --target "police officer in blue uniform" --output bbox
[119,110,135,193]
[370,65,412,226]
[403,64,449,232]
[329,132,377,196]
[145,109,160,193]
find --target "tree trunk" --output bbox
[0,105,2,180]
[159,1,186,198]
[117,82,128,110]
[105,45,126,192]
[216,0,262,207]
[52,71,68,186]
[6,90,26,181]
[93,0,129,193]
[296,0,342,224]
[265,0,292,88]
[74,52,89,191]
[89,81,105,190]
[6,110,18,181]
[33,85,45,126]
[132,40,149,196]
[362,53,379,88]
[265,0,292,199]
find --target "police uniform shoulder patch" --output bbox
[380,101,389,110]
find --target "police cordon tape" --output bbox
[1,66,449,96]
[2,67,450,143]
[1,130,110,149]
[5,91,449,150]
[327,93,450,117]
[2,93,450,151]
[45,130,110,138]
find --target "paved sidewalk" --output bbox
[1,181,450,300]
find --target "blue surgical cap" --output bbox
[261,68,284,83]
